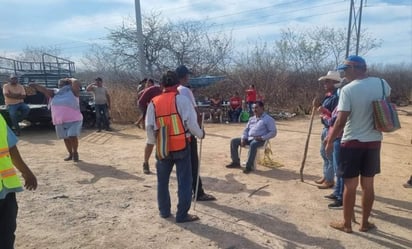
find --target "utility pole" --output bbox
[345,0,365,57]
[135,0,146,77]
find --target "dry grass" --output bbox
[108,84,140,124]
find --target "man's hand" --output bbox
[324,139,333,157]
[240,139,246,147]
[22,170,37,191]
[254,136,264,141]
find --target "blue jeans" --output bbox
[95,104,110,130]
[230,138,265,170]
[332,138,344,200]
[247,102,254,115]
[320,127,334,182]
[156,146,192,222]
[228,108,242,122]
[7,102,30,132]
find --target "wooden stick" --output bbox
[193,112,205,210]
[300,98,318,182]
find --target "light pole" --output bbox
[135,0,146,77]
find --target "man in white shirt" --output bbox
[176,65,216,201]
[326,55,390,233]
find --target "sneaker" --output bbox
[143,162,151,174]
[328,200,343,209]
[225,162,241,168]
[324,193,338,200]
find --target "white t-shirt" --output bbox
[177,85,197,107]
[338,77,391,142]
[145,94,203,145]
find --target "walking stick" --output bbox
[300,97,318,182]
[193,112,205,210]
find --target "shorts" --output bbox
[338,140,381,178]
[55,120,83,139]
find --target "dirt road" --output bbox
[14,107,412,249]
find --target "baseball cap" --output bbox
[175,65,192,78]
[337,55,367,70]
[10,73,18,79]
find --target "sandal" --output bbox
[196,193,216,201]
[359,222,376,232]
[176,214,199,223]
[330,221,352,233]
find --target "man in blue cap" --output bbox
[325,55,391,233]
[176,65,216,202]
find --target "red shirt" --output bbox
[229,96,242,110]
[245,88,256,102]
[138,86,162,110]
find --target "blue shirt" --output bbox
[7,126,18,147]
[242,112,277,141]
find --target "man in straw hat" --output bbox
[325,55,391,233]
[315,71,340,189]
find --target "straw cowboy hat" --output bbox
[318,71,341,82]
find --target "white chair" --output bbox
[239,139,270,169]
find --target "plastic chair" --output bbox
[239,139,270,169]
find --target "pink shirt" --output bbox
[51,105,83,125]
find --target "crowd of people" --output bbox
[1,55,411,248]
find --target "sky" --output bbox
[0,0,411,69]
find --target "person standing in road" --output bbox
[30,78,83,162]
[176,65,216,201]
[86,77,111,132]
[146,70,204,223]
[315,71,340,189]
[139,79,162,174]
[326,55,391,233]
[245,84,257,115]
[0,114,37,249]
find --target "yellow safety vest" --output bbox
[0,115,23,192]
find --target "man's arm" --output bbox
[9,146,37,190]
[325,111,349,155]
[261,117,277,140]
[3,85,26,99]
[86,83,96,92]
[29,83,54,98]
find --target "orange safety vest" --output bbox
[152,91,187,153]
[0,115,23,193]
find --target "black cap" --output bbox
[175,65,192,78]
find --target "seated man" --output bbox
[228,91,242,122]
[2,74,30,136]
[226,101,277,174]
[209,94,222,122]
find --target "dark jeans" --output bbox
[190,136,205,197]
[156,146,192,222]
[246,101,255,114]
[7,102,30,132]
[0,192,18,249]
[230,138,265,170]
[228,108,242,122]
[95,104,110,130]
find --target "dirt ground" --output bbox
[14,106,412,249]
